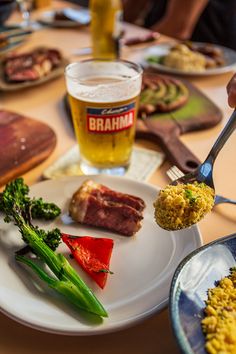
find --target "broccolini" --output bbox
[0,178,107,318]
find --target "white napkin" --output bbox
[43,145,165,182]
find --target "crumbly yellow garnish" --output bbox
[201,268,236,354]
[153,181,214,230]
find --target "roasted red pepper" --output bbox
[62,234,114,289]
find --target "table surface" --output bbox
[1,2,236,353]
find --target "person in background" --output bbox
[123,0,236,51]
[65,0,88,7]
[227,74,236,108]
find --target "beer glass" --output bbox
[65,59,143,175]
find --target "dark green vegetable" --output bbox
[31,197,61,220]
[185,189,198,204]
[98,269,114,274]
[147,55,165,64]
[0,178,61,222]
[35,227,61,251]
[16,227,61,255]
[0,178,61,251]
[0,178,107,318]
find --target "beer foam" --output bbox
[65,61,142,103]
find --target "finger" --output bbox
[227,74,236,107]
[228,87,236,107]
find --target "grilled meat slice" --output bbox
[4,48,62,82]
[69,180,145,236]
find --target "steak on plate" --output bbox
[69,180,146,236]
[4,48,62,82]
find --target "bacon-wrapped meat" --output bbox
[69,180,146,236]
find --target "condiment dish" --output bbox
[169,232,236,354]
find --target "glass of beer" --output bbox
[65,59,143,175]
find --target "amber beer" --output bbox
[90,0,123,59]
[65,60,143,175]
[34,0,51,8]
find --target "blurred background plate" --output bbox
[142,43,236,76]
[0,47,69,91]
[169,233,236,354]
[38,8,90,28]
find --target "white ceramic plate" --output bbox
[142,43,236,76]
[0,175,202,335]
[38,8,90,28]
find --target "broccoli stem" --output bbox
[1,178,107,318]
[16,254,107,316]
[14,213,107,317]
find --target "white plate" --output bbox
[142,43,236,76]
[38,8,90,28]
[0,175,202,335]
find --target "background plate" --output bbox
[142,43,236,76]
[0,47,69,91]
[38,8,90,28]
[0,175,202,335]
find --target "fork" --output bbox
[166,165,236,206]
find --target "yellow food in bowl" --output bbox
[154,181,214,230]
[163,44,206,72]
[201,268,236,354]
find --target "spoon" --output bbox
[154,109,236,230]
[171,109,236,189]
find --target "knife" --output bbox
[0,29,32,39]
[0,29,32,48]
[72,32,160,56]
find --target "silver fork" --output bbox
[167,165,236,206]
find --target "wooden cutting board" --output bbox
[136,74,223,173]
[0,110,57,187]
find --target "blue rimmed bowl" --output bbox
[169,233,236,354]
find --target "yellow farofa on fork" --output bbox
[201,268,236,354]
[153,182,214,230]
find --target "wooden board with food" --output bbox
[136,72,222,173]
